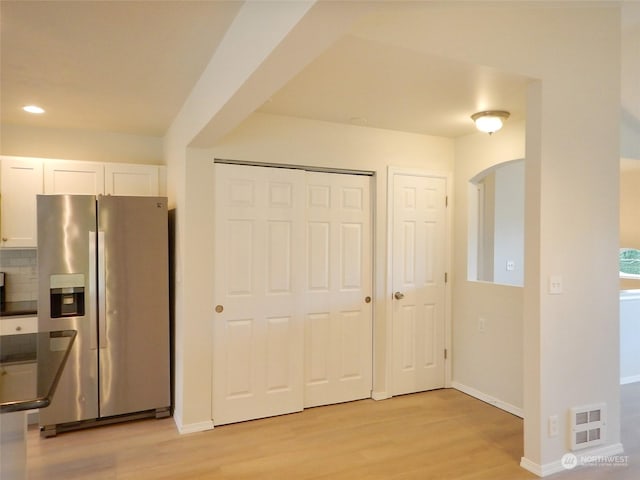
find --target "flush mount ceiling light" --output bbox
[471,110,510,134]
[23,105,45,114]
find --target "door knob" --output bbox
[394,291,405,300]
[365,296,372,304]
[215,305,224,313]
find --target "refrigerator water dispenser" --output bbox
[50,273,85,318]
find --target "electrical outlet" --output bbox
[549,275,563,294]
[506,260,515,271]
[478,317,486,333]
[549,415,559,437]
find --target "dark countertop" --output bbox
[0,330,76,413]
[0,300,37,317]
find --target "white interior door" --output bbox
[391,172,447,396]
[213,163,306,425]
[303,172,372,408]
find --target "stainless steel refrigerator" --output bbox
[37,195,170,436]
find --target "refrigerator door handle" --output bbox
[89,231,98,350]
[98,231,107,349]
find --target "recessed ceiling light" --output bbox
[23,105,45,114]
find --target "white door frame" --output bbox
[385,167,453,396]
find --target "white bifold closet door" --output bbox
[303,171,372,408]
[213,164,306,425]
[213,163,372,426]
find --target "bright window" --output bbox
[620,248,640,279]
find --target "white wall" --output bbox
[6,3,617,474]
[453,120,525,416]
[0,5,625,474]
[168,112,453,429]
[162,2,377,431]
[621,5,640,161]
[177,148,217,431]
[167,5,622,474]
[0,124,163,165]
[493,160,525,286]
[469,159,525,287]
[378,6,621,474]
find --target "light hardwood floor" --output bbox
[26,385,639,479]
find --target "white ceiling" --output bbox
[0,1,242,136]
[257,34,530,137]
[1,1,637,141]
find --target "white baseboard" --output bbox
[620,374,640,385]
[521,442,625,477]
[520,456,543,477]
[371,391,390,401]
[173,414,214,435]
[451,381,523,418]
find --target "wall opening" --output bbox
[468,159,524,286]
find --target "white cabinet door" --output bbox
[0,156,43,247]
[44,160,105,195]
[0,362,37,400]
[105,164,160,196]
[0,317,38,336]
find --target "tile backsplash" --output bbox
[0,249,38,302]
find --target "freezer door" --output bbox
[37,195,99,426]
[97,196,170,417]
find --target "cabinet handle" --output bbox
[2,238,7,242]
[15,326,22,331]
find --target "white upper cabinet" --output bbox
[0,156,43,247]
[44,160,105,195]
[104,164,160,196]
[1,157,164,249]
[44,160,161,197]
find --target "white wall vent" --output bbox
[570,403,606,451]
